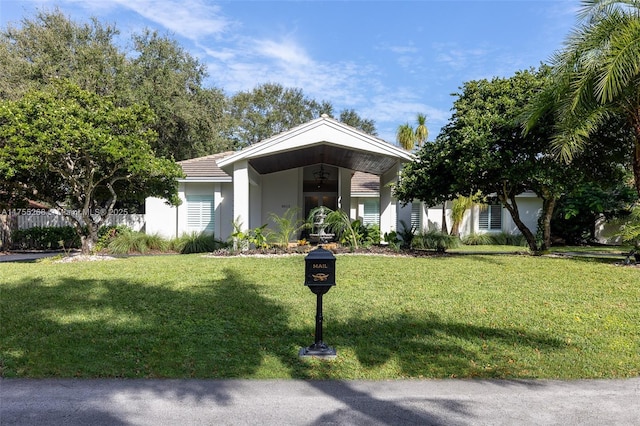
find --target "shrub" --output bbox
[173,232,227,254]
[616,204,640,250]
[95,225,131,251]
[267,207,308,248]
[363,223,381,246]
[411,229,460,252]
[461,232,494,245]
[107,229,149,254]
[398,220,416,248]
[12,226,80,250]
[490,232,527,246]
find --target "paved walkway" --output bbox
[0,251,62,262]
[1,378,639,425]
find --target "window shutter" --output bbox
[479,204,502,231]
[363,199,379,226]
[187,195,214,234]
[411,202,421,230]
[490,205,502,230]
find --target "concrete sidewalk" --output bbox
[1,378,639,425]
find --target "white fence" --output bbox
[16,213,146,232]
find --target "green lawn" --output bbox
[1,253,638,379]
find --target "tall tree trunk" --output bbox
[498,193,539,253]
[441,203,448,234]
[539,187,557,252]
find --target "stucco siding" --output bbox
[144,196,176,239]
[260,169,300,228]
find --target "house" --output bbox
[145,115,543,242]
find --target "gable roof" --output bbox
[217,115,414,176]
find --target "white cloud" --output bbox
[254,38,312,67]
[116,0,231,40]
[52,0,233,40]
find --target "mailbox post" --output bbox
[299,247,337,358]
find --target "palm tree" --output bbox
[415,113,429,148]
[526,0,640,197]
[396,123,415,151]
[449,193,485,236]
[396,114,429,151]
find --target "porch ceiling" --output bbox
[248,144,399,175]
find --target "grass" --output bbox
[1,253,638,380]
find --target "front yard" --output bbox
[1,253,638,379]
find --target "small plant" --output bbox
[230,218,269,251]
[249,224,269,249]
[383,230,401,252]
[411,229,460,252]
[173,232,226,254]
[616,204,640,255]
[398,220,416,248]
[95,225,131,252]
[107,229,156,254]
[267,207,309,249]
[230,217,250,252]
[462,232,495,245]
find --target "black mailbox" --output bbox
[300,246,337,358]
[304,247,336,290]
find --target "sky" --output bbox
[1,0,582,144]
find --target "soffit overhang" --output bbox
[218,116,414,176]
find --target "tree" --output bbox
[396,123,415,151]
[228,83,330,147]
[525,0,640,198]
[415,113,429,147]
[339,109,377,135]
[396,114,429,151]
[228,83,377,146]
[396,68,576,252]
[450,193,484,237]
[0,9,128,100]
[1,11,230,161]
[0,81,183,254]
[129,30,232,160]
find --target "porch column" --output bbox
[233,160,250,230]
[338,168,352,215]
[380,164,400,236]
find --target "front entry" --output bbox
[303,164,338,224]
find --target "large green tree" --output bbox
[1,10,229,161]
[129,30,232,160]
[339,109,377,135]
[228,83,377,146]
[0,10,128,100]
[228,83,331,147]
[396,68,599,252]
[0,81,183,253]
[525,0,640,198]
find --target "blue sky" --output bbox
[1,0,581,144]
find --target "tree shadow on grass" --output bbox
[1,264,567,424]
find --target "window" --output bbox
[362,199,379,226]
[479,204,502,231]
[410,202,422,231]
[187,195,214,234]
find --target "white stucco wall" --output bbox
[145,196,177,239]
[503,197,542,235]
[260,168,301,227]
